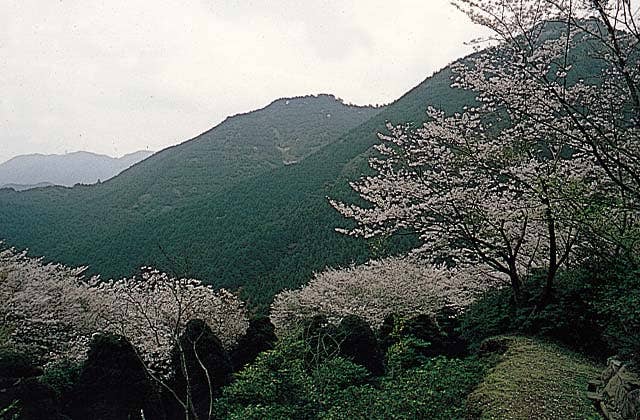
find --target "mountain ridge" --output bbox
[0,150,155,190]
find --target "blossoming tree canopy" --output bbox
[0,246,248,375]
[270,257,502,334]
[95,268,249,375]
[0,247,100,365]
[330,0,640,300]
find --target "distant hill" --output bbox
[0,150,154,190]
[88,94,379,215]
[0,182,55,192]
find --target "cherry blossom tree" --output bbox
[270,257,502,334]
[331,0,640,302]
[94,268,248,420]
[94,268,247,375]
[0,247,100,365]
[0,245,249,420]
[451,0,640,251]
[330,111,591,302]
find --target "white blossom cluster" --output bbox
[270,257,504,335]
[0,248,100,365]
[0,247,248,375]
[94,268,248,375]
[450,0,640,204]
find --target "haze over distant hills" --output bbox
[0,150,154,190]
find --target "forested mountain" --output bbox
[0,94,382,306]
[0,22,602,307]
[0,150,154,190]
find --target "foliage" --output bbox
[215,337,322,419]
[0,248,100,365]
[0,347,41,379]
[39,360,81,413]
[593,265,640,360]
[68,333,156,420]
[455,0,640,265]
[323,356,489,420]
[168,319,233,420]
[331,1,640,311]
[95,267,248,376]
[466,336,602,419]
[385,336,433,376]
[401,312,468,358]
[336,315,385,376]
[459,265,640,360]
[217,325,489,420]
[230,316,278,372]
[379,311,470,378]
[0,244,249,415]
[271,256,499,334]
[458,287,515,351]
[9,378,63,420]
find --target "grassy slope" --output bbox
[467,336,602,420]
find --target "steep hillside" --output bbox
[0,95,382,302]
[0,22,601,307]
[0,151,154,189]
[94,95,378,214]
[0,70,457,305]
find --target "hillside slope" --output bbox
[0,22,602,306]
[0,95,383,302]
[0,68,459,304]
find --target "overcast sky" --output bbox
[0,0,486,164]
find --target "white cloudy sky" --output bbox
[0,0,486,163]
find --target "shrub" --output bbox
[386,336,432,376]
[231,316,277,372]
[379,310,468,361]
[216,330,371,419]
[39,360,81,414]
[323,356,489,420]
[168,319,233,420]
[68,333,156,420]
[216,339,319,418]
[0,347,42,379]
[299,315,342,370]
[13,378,63,420]
[593,266,640,360]
[337,315,385,376]
[459,266,639,360]
[402,312,468,358]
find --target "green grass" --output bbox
[467,336,603,420]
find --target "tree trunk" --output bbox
[540,187,557,307]
[508,263,523,305]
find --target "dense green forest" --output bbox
[0,71,467,306]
